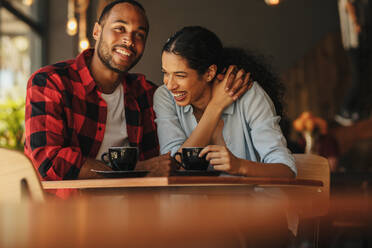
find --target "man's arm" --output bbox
[25,71,87,180]
[78,158,112,179]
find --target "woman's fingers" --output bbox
[199,145,223,157]
[199,145,233,172]
[205,151,225,161]
[231,79,253,100]
[228,69,246,95]
[223,65,237,90]
[230,72,252,100]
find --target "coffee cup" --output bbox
[101,147,138,171]
[174,147,209,171]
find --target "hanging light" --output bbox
[66,0,78,36]
[79,38,90,51]
[78,0,90,52]
[66,17,78,36]
[22,0,33,6]
[265,0,280,6]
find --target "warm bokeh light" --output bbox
[13,36,29,52]
[265,0,280,6]
[22,0,33,6]
[66,17,78,36]
[79,38,90,52]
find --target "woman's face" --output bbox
[161,52,211,108]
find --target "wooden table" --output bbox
[2,176,334,248]
[42,175,327,218]
[42,175,323,189]
[0,194,292,248]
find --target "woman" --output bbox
[154,26,296,178]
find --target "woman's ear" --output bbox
[205,64,217,83]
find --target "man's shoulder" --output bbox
[28,58,79,89]
[34,58,76,75]
[126,73,158,94]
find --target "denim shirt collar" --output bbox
[182,102,235,115]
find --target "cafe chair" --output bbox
[292,154,330,248]
[294,153,330,202]
[0,148,44,204]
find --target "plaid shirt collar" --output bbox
[76,49,97,94]
[76,49,142,99]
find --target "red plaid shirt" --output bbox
[24,49,159,180]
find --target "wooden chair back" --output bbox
[294,153,330,196]
[0,148,44,204]
[288,154,330,218]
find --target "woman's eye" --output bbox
[114,27,124,32]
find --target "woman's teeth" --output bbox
[173,92,186,97]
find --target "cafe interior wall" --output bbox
[49,0,341,115]
[48,0,340,85]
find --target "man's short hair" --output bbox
[98,0,147,25]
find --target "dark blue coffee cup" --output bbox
[174,147,209,171]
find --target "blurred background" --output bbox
[0,0,371,246]
[1,0,371,168]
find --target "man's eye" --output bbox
[135,33,145,39]
[176,75,186,78]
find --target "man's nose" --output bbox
[122,34,134,47]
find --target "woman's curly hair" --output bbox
[163,26,285,117]
[220,47,285,117]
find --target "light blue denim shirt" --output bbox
[153,82,297,175]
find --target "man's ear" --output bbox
[92,22,102,41]
[206,64,217,83]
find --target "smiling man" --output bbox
[24,0,173,182]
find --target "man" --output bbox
[24,0,248,182]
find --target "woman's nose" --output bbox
[165,75,177,90]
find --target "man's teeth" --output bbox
[116,49,131,56]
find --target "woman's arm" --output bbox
[200,145,295,178]
[179,66,251,150]
[154,66,250,156]
[199,83,296,178]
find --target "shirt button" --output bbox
[98,127,102,131]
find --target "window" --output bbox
[0,0,46,149]
[0,0,45,101]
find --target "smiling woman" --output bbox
[154,26,296,178]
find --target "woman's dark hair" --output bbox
[162,26,284,116]
[220,47,285,116]
[162,26,223,76]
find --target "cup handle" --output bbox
[101,152,112,168]
[173,152,185,169]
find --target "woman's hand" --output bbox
[210,65,252,111]
[199,145,241,174]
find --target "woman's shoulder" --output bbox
[153,85,179,114]
[239,81,271,103]
[154,85,173,103]
[238,81,276,114]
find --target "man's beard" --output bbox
[96,36,141,73]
